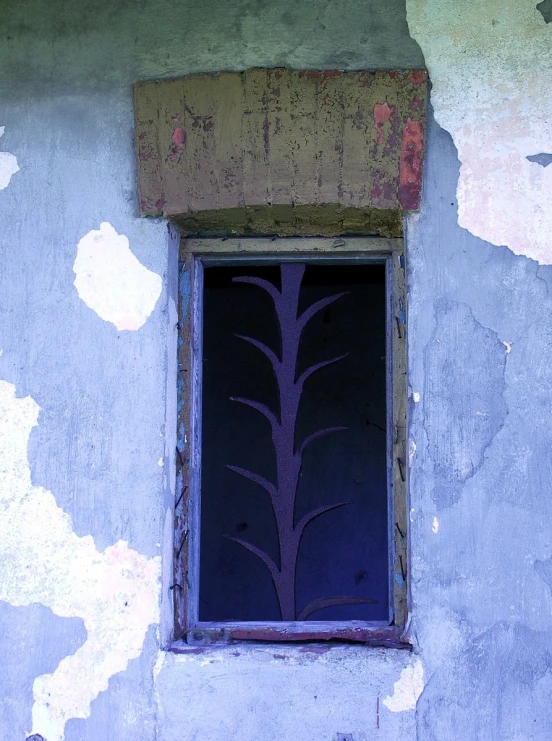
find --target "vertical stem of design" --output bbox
[228,264,352,620]
[270,263,305,620]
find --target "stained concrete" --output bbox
[1,0,551,739]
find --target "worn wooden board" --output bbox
[135,69,426,218]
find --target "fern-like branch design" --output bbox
[226,263,376,620]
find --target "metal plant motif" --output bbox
[225,263,376,621]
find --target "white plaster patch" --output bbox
[503,340,512,354]
[0,381,160,741]
[408,439,417,467]
[412,391,421,403]
[73,222,162,330]
[406,1,552,264]
[383,657,424,712]
[432,516,439,533]
[0,126,20,190]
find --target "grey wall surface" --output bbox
[1,1,551,740]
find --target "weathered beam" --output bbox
[135,69,426,218]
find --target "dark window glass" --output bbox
[200,262,388,622]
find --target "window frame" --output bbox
[172,237,407,649]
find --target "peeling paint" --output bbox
[406,1,552,263]
[383,658,424,712]
[0,381,160,741]
[373,102,394,145]
[73,222,162,330]
[408,440,417,467]
[0,126,20,190]
[432,516,439,534]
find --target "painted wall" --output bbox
[1,1,551,740]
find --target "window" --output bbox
[174,238,407,647]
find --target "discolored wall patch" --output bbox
[0,126,20,190]
[0,381,160,741]
[406,0,552,263]
[73,222,162,331]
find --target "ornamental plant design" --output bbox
[226,263,376,621]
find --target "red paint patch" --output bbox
[373,102,394,145]
[411,95,422,109]
[322,70,342,83]
[398,118,424,210]
[409,70,425,86]
[172,127,185,146]
[370,181,382,199]
[155,196,167,213]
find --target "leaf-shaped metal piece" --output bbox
[297,595,378,621]
[297,426,348,457]
[229,396,279,430]
[297,291,349,332]
[296,353,349,390]
[294,501,352,540]
[235,334,281,369]
[223,535,280,583]
[226,465,277,497]
[232,275,280,303]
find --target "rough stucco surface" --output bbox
[406,0,552,264]
[0,381,160,741]
[407,112,552,740]
[2,0,552,740]
[155,648,420,741]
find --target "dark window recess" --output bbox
[200,262,388,623]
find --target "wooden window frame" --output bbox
[172,237,408,649]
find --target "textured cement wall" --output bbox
[1,1,552,740]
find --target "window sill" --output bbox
[170,622,410,650]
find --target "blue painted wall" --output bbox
[1,1,551,740]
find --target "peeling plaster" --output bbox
[73,222,162,331]
[0,126,20,190]
[383,658,424,712]
[0,381,160,741]
[406,1,552,264]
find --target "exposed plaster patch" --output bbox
[502,340,512,354]
[412,391,421,402]
[383,658,424,712]
[406,1,552,264]
[0,126,20,190]
[0,381,160,741]
[73,222,162,330]
[432,516,439,533]
[408,440,417,467]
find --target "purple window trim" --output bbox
[174,238,408,646]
